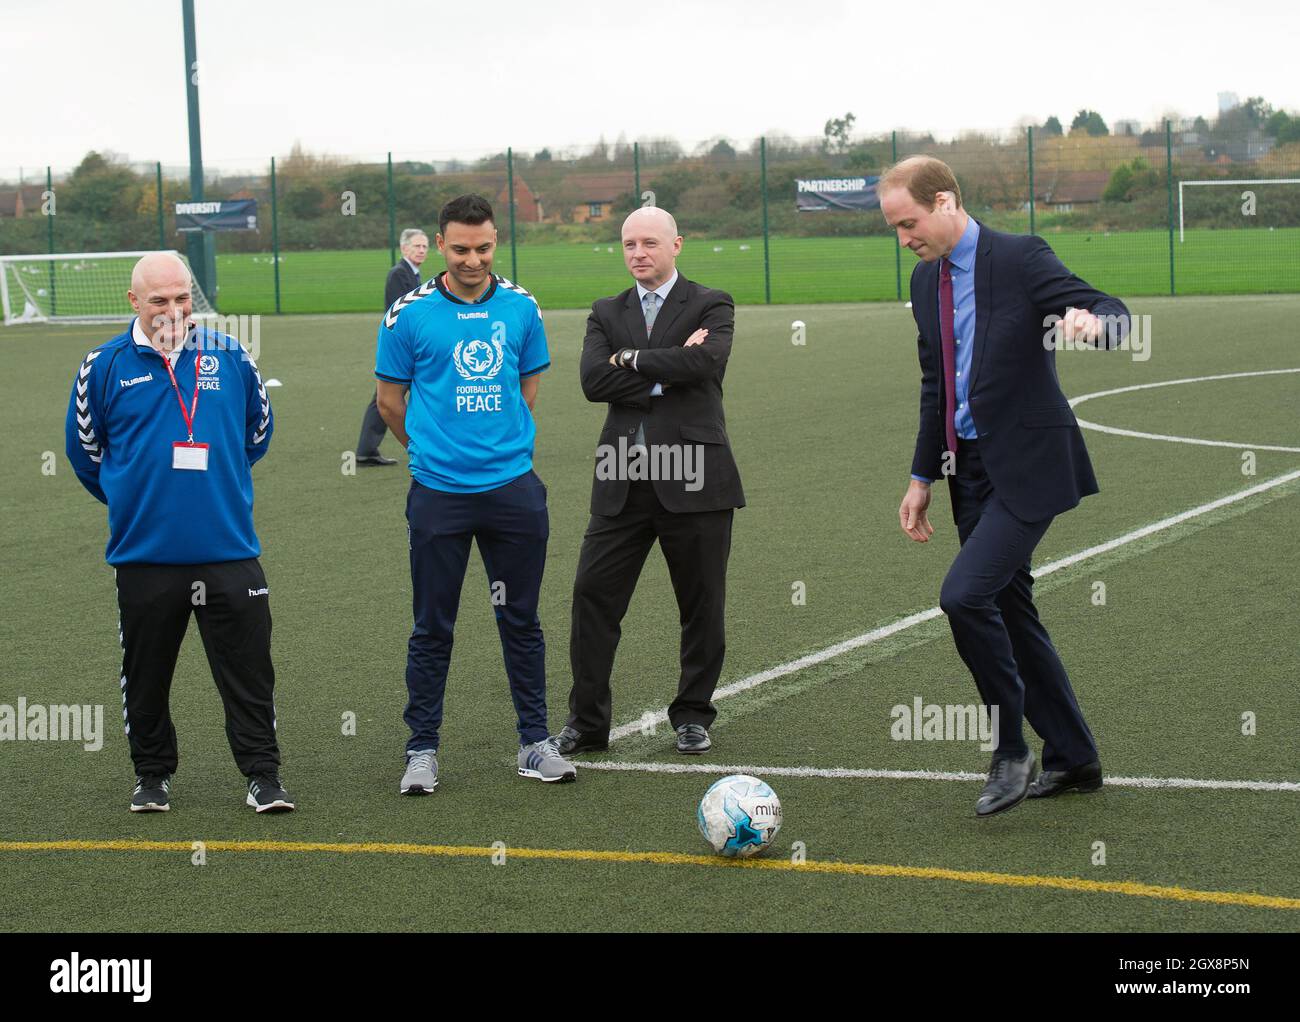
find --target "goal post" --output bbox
[0,250,216,326]
[1178,178,1300,242]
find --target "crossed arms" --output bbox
[579,291,735,405]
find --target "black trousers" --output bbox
[568,481,733,741]
[114,559,281,777]
[940,440,1097,770]
[356,390,388,457]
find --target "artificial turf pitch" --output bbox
[1,294,1297,932]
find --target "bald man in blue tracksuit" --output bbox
[65,251,293,814]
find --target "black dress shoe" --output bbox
[675,723,711,754]
[357,453,398,466]
[552,724,608,756]
[1027,760,1103,798]
[975,751,1036,817]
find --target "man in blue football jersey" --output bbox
[375,194,575,793]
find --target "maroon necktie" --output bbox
[938,257,959,454]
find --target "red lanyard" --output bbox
[161,347,200,442]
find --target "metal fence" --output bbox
[4,120,1299,315]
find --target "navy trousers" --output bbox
[940,440,1098,769]
[404,470,550,753]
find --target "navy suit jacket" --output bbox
[909,222,1129,522]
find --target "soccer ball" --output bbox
[697,774,782,858]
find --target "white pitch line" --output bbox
[1075,420,1300,454]
[1068,368,1300,406]
[608,607,945,742]
[1070,368,1300,453]
[1027,467,1300,578]
[580,759,1300,793]
[608,467,1300,743]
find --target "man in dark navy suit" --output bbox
[356,228,427,465]
[882,156,1128,817]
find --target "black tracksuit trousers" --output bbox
[113,558,281,778]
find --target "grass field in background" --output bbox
[7,228,1297,320]
[1,295,1298,932]
[207,228,1300,313]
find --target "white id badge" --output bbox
[173,441,210,471]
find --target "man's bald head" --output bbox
[128,252,194,350]
[131,251,192,295]
[622,205,678,240]
[621,206,682,289]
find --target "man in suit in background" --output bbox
[883,156,1129,817]
[356,228,427,466]
[553,206,745,757]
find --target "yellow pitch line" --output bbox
[2,839,1297,911]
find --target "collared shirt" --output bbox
[635,269,678,306]
[634,270,678,396]
[132,317,183,366]
[404,257,422,280]
[942,216,980,441]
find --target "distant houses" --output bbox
[0,185,44,218]
[1034,170,1112,212]
[561,172,636,223]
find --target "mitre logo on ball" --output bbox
[452,338,504,381]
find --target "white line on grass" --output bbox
[608,467,1300,743]
[580,760,1300,793]
[1070,368,1300,453]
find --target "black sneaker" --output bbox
[130,774,171,813]
[552,724,608,756]
[246,773,295,813]
[675,723,711,754]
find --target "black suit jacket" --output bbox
[910,223,1129,522]
[580,275,745,516]
[384,260,420,311]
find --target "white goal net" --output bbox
[0,250,216,326]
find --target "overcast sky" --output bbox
[3,0,1299,175]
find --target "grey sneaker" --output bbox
[401,748,439,795]
[518,738,577,783]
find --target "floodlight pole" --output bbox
[182,0,216,305]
